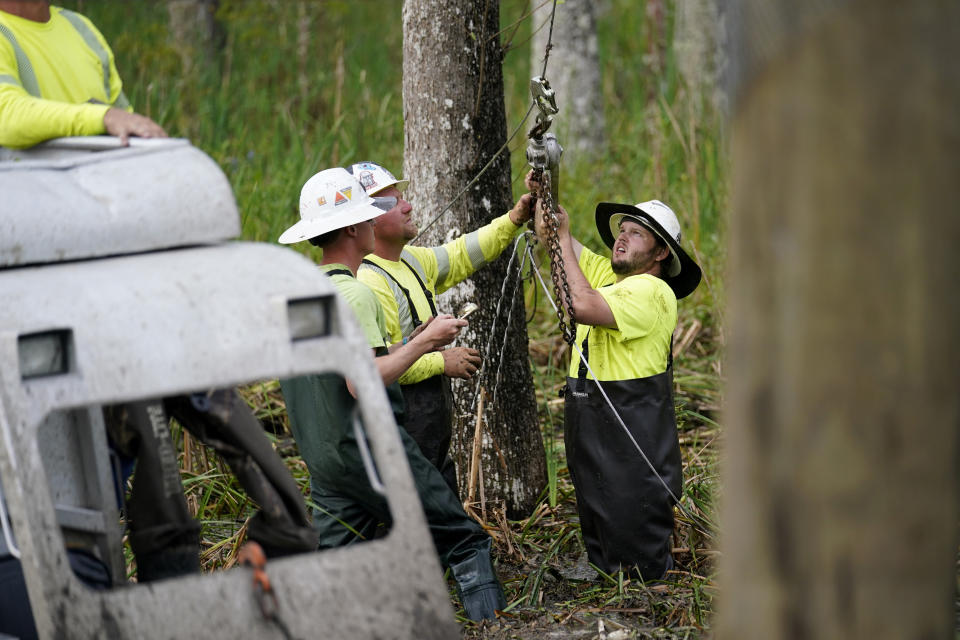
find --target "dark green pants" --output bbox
[282,373,505,620]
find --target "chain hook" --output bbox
[528,76,558,139]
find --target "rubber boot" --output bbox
[449,547,506,621]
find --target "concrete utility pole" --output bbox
[719,2,960,639]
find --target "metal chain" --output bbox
[535,169,576,344]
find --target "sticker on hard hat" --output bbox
[317,196,327,206]
[334,187,352,206]
[358,171,378,191]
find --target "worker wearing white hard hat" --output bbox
[278,167,506,621]
[530,171,701,582]
[349,160,535,497]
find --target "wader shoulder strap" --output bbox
[576,329,591,392]
[361,258,423,330]
[399,250,438,316]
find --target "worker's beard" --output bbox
[611,246,660,276]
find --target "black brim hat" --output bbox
[595,200,702,299]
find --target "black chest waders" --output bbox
[360,258,459,494]
[564,333,683,581]
[400,375,457,494]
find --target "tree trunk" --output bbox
[530,0,605,162]
[401,0,546,519]
[719,3,960,639]
[674,0,725,113]
[165,0,223,75]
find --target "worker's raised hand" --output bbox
[509,192,535,225]
[104,108,168,146]
[553,204,571,234]
[524,169,541,193]
[442,347,482,379]
[416,314,467,351]
[535,201,570,239]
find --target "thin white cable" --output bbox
[490,238,532,410]
[0,486,20,560]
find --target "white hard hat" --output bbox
[279,167,387,244]
[347,161,409,195]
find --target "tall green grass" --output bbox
[67,0,725,261]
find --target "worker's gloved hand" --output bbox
[449,547,506,621]
[442,347,482,380]
[509,192,535,225]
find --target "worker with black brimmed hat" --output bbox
[532,173,702,582]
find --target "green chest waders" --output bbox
[279,273,505,620]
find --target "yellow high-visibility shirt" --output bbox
[569,246,677,381]
[358,211,523,385]
[0,6,129,148]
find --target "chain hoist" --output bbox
[526,76,575,344]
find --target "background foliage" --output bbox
[68,0,726,259]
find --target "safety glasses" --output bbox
[371,196,398,211]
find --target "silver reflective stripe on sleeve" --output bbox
[432,246,450,283]
[114,90,130,110]
[0,24,40,96]
[59,10,113,104]
[464,228,485,269]
[358,262,416,337]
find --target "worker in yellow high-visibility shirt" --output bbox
[350,161,534,496]
[0,0,166,148]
